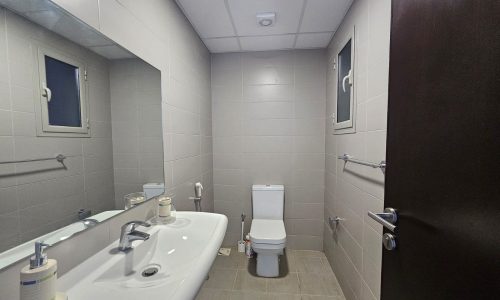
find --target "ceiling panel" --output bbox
[295,32,333,48]
[203,37,240,53]
[300,0,353,33]
[240,35,295,52]
[177,0,235,38]
[174,0,354,52]
[227,0,304,36]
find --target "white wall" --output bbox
[0,8,114,252]
[212,50,326,250]
[323,0,391,300]
[109,59,163,207]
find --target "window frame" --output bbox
[35,47,90,137]
[333,27,356,133]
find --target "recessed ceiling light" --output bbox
[256,12,276,27]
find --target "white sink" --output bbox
[57,212,227,300]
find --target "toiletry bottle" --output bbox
[20,241,57,300]
[245,234,253,258]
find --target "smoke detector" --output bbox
[256,12,276,27]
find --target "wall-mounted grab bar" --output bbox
[337,153,386,174]
[0,154,66,165]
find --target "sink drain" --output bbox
[141,266,159,277]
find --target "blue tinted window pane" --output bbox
[45,56,82,127]
[337,39,352,123]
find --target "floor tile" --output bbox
[298,272,342,296]
[296,256,332,273]
[234,270,267,292]
[282,249,298,273]
[267,272,300,294]
[265,293,302,300]
[213,253,241,269]
[229,290,268,300]
[195,288,232,300]
[205,269,237,289]
[199,249,346,300]
[293,250,327,258]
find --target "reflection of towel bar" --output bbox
[0,154,66,164]
[337,153,386,174]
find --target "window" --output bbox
[36,48,89,137]
[334,29,355,132]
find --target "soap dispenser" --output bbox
[20,241,66,300]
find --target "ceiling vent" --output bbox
[256,12,276,27]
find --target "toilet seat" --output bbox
[250,219,286,245]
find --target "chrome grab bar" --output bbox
[337,154,386,174]
[367,208,398,232]
[0,154,66,164]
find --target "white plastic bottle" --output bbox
[20,241,67,300]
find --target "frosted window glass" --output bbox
[45,56,82,127]
[337,39,352,123]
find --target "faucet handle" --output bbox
[122,220,151,233]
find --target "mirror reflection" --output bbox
[0,2,163,269]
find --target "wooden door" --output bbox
[383,0,500,299]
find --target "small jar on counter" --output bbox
[124,192,145,210]
[158,195,172,218]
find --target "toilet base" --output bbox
[256,253,280,277]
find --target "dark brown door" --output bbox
[383,0,500,299]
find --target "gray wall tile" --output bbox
[0,9,115,251]
[323,0,391,299]
[212,50,327,249]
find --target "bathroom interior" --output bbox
[0,0,498,300]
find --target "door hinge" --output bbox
[86,118,90,129]
[84,69,88,81]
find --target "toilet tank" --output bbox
[252,185,284,220]
[143,183,165,200]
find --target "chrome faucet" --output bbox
[118,220,151,251]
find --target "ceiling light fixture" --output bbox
[256,12,276,27]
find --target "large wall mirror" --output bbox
[0,1,164,270]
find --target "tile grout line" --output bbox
[230,268,238,291]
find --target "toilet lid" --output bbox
[250,219,286,245]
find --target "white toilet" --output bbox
[249,184,286,277]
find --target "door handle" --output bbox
[367,208,397,232]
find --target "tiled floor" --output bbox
[196,248,345,300]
